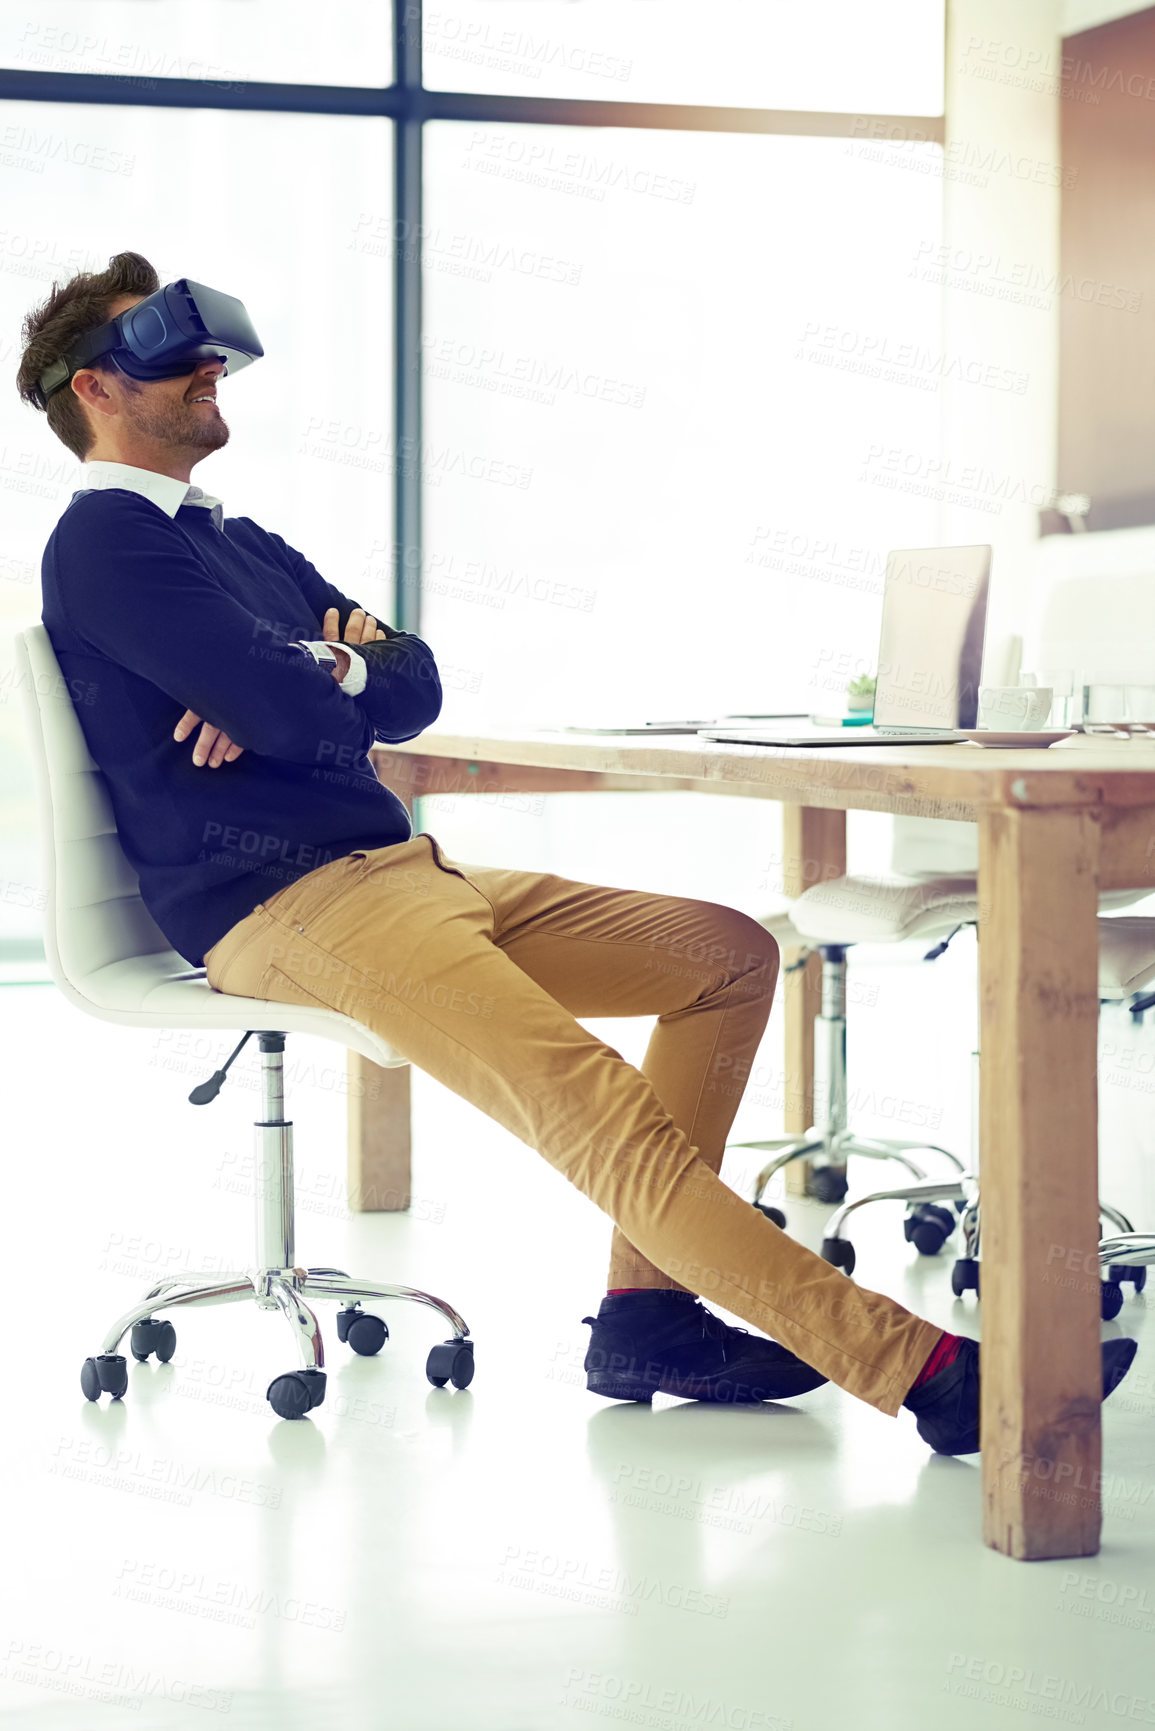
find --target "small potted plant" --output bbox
[846,674,876,714]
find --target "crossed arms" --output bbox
[175,604,388,768]
[54,492,442,765]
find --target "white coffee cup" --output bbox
[977,685,1053,730]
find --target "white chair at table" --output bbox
[745,868,975,1259]
[801,906,1155,1318]
[735,817,981,1261]
[17,624,475,1422]
[737,819,1155,1317]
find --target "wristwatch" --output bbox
[290,638,369,696]
[291,640,339,675]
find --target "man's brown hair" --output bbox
[16,250,159,462]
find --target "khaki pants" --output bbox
[204,833,940,1415]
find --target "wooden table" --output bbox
[353,728,1155,1562]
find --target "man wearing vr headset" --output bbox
[19,251,1136,1449]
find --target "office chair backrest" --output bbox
[16,625,174,1004]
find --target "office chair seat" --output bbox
[1097,917,1155,1000]
[790,874,1147,949]
[789,873,981,946]
[54,947,408,1068]
[17,624,472,1421]
[18,623,405,1065]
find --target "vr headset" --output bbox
[34,278,263,409]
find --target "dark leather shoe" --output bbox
[581,1290,828,1404]
[904,1336,1138,1455]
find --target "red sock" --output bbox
[909,1331,964,1391]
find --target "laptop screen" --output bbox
[872,546,991,730]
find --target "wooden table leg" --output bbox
[781,806,847,1197]
[347,1059,411,1212]
[346,792,415,1213]
[978,806,1102,1559]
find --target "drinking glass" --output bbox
[1021,667,1077,728]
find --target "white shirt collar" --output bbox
[80,460,224,530]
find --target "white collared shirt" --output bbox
[83,458,226,530]
[78,460,367,695]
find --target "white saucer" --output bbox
[957,730,1076,749]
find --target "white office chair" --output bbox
[746,876,1155,1318]
[17,625,474,1420]
[738,879,975,1251]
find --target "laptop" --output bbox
[700,544,992,748]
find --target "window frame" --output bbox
[0,2,945,633]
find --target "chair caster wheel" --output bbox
[754,1202,787,1229]
[820,1237,856,1275]
[811,1168,849,1204]
[951,1258,980,1298]
[267,1368,327,1419]
[80,1353,127,1402]
[426,1339,475,1389]
[336,1308,389,1356]
[904,1203,956,1257]
[1107,1265,1147,1292]
[130,1318,177,1363]
[1100,1282,1125,1322]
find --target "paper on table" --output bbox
[546,713,808,736]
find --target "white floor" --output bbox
[1,935,1153,1731]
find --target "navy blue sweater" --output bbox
[41,488,442,967]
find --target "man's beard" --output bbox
[121,385,229,452]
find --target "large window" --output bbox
[0,105,392,943]
[0,3,392,87]
[422,122,942,729]
[0,1,945,951]
[422,0,944,112]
